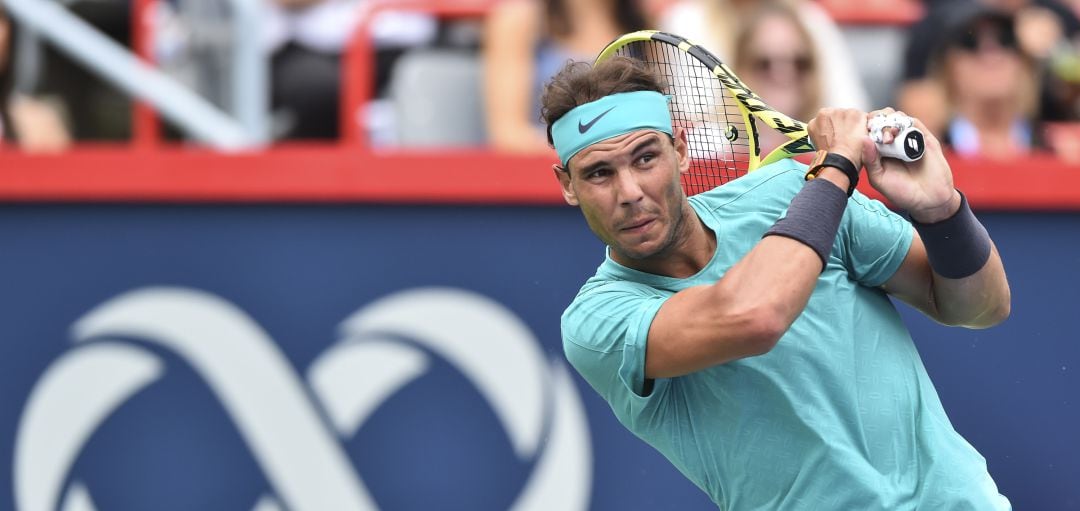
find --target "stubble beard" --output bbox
[611,181,690,263]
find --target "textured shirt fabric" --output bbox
[561,160,1010,510]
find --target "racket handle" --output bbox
[875,126,926,162]
[869,113,925,162]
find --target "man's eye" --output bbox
[587,169,611,180]
[638,153,656,164]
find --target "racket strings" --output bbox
[615,41,752,195]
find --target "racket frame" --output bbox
[595,30,817,173]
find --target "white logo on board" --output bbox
[14,287,592,511]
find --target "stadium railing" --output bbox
[0,0,1078,210]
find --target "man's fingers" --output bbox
[862,136,883,175]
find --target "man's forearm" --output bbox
[913,193,1011,328]
[928,245,1011,328]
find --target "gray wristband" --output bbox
[763,178,848,270]
[911,192,991,279]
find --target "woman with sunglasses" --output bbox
[935,5,1042,159]
[732,1,822,153]
[663,0,869,112]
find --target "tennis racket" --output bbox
[595,30,925,195]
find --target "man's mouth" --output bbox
[621,218,655,233]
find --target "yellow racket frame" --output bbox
[596,30,815,172]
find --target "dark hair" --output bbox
[545,0,648,39]
[539,56,668,146]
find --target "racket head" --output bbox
[596,31,814,194]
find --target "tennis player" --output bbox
[546,57,1011,509]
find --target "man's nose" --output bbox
[614,168,645,205]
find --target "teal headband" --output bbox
[551,91,673,167]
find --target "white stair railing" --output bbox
[2,0,268,150]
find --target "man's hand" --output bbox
[862,108,960,223]
[807,108,868,169]
[864,110,1010,328]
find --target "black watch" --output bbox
[805,150,859,197]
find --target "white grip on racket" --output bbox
[869,113,925,162]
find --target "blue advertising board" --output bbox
[0,205,1076,510]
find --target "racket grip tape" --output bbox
[875,126,926,162]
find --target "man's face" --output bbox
[555,128,691,263]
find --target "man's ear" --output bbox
[553,164,579,206]
[673,127,690,174]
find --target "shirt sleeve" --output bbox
[840,191,914,288]
[561,281,672,429]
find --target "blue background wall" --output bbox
[0,205,1075,510]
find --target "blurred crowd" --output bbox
[4,0,1080,161]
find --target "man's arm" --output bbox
[645,234,829,379]
[882,195,1011,328]
[865,111,1011,328]
[645,109,868,379]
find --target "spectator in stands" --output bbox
[933,3,1042,159]
[732,0,821,153]
[662,0,869,111]
[482,0,653,154]
[263,0,442,141]
[0,5,71,151]
[26,0,132,145]
[157,0,442,143]
[263,0,359,140]
[917,0,1080,53]
[900,0,1080,132]
[0,5,13,143]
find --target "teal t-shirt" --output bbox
[561,160,1010,510]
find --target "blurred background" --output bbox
[0,0,1078,509]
